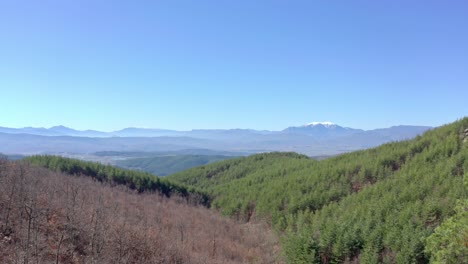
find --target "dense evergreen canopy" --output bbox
[168,118,468,263]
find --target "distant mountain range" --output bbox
[282,122,362,138]
[0,122,432,156]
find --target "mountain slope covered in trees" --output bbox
[25,155,211,206]
[168,118,468,263]
[0,159,282,263]
[116,154,236,176]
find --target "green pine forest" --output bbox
[26,118,468,263]
[168,118,468,263]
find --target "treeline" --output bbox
[25,155,210,206]
[0,159,282,263]
[168,118,468,263]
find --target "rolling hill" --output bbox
[0,158,281,263]
[24,155,211,205]
[115,155,237,176]
[168,118,468,263]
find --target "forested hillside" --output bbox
[168,118,468,263]
[25,155,210,206]
[116,154,236,176]
[0,159,282,263]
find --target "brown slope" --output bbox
[0,160,283,264]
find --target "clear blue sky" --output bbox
[1,1,467,131]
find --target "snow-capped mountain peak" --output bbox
[304,121,336,127]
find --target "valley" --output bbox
[2,1,466,262]
[2,118,466,263]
